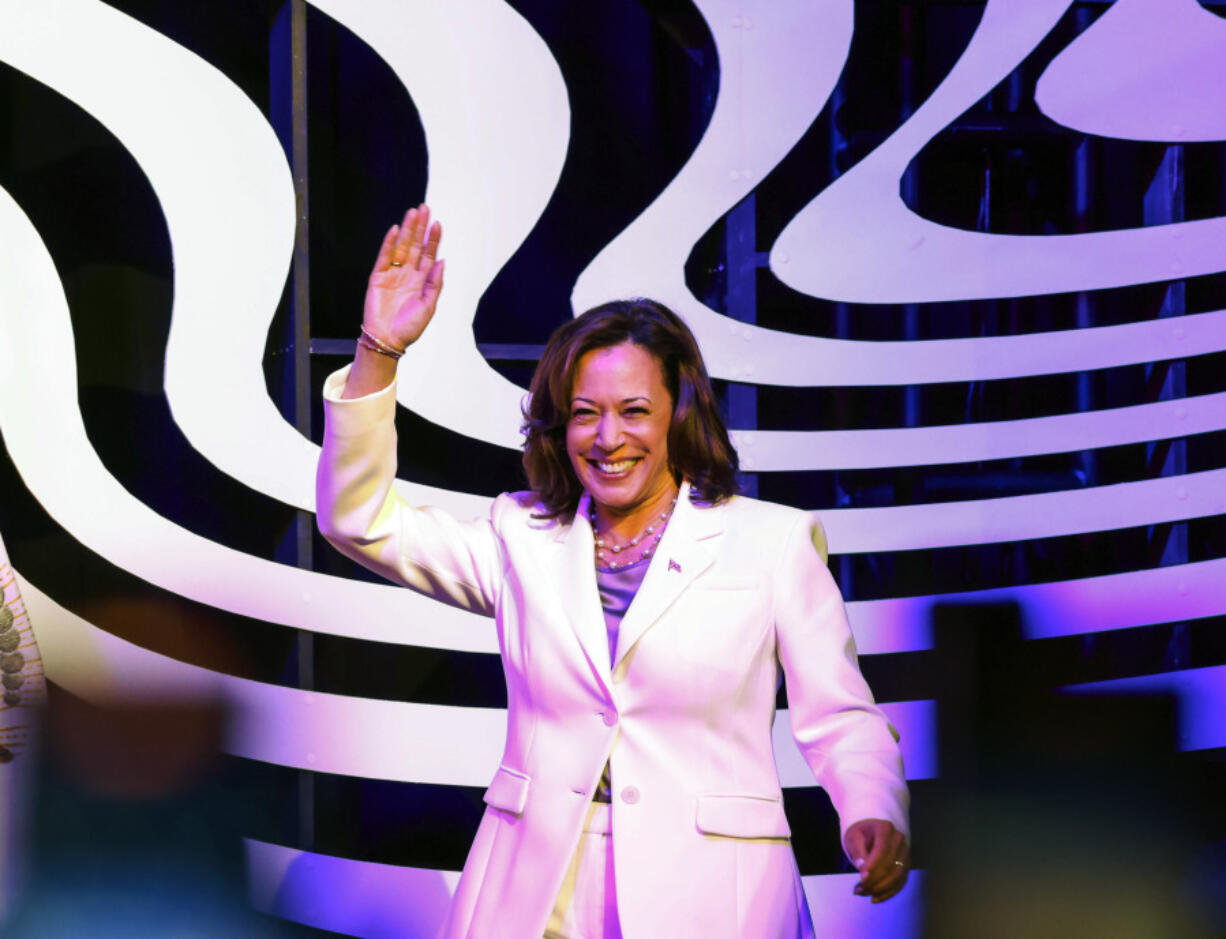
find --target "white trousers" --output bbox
[544,802,623,939]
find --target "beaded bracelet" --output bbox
[358,325,406,359]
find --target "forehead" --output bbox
[570,343,666,397]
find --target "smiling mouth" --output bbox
[588,457,640,477]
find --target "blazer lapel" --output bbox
[613,482,724,671]
[554,492,614,698]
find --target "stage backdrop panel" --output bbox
[1,1,1225,936]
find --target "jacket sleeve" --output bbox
[773,512,910,845]
[314,366,504,617]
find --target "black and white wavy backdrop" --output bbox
[2,0,1226,936]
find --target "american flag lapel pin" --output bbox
[668,559,682,574]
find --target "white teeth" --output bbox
[595,459,636,474]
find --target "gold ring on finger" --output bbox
[389,260,404,267]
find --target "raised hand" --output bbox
[343,205,445,399]
[363,203,445,352]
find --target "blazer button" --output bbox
[600,711,618,727]
[620,786,640,804]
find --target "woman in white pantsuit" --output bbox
[316,206,911,939]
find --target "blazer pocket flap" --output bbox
[695,793,791,839]
[483,765,531,815]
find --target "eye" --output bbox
[570,407,597,421]
[623,406,649,417]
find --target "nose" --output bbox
[594,413,624,452]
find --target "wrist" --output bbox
[342,344,399,399]
[358,324,407,358]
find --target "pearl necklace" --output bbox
[590,496,678,571]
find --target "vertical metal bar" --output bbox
[1142,146,1187,567]
[289,0,315,849]
[900,2,920,429]
[1142,144,1188,671]
[291,0,314,578]
[827,80,851,514]
[1073,134,1097,486]
[724,196,758,498]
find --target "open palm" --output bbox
[363,203,445,351]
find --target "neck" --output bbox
[590,479,681,541]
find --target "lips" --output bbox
[588,457,640,477]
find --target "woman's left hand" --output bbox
[845,818,909,902]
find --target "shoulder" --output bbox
[490,491,570,538]
[715,493,828,563]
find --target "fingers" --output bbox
[421,219,442,267]
[389,205,420,265]
[847,820,910,902]
[371,224,399,275]
[869,844,910,902]
[845,828,871,874]
[854,824,891,892]
[405,204,429,270]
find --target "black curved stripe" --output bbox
[686,1,989,340]
[473,0,719,345]
[0,433,510,704]
[235,756,926,876]
[233,749,1226,875]
[0,433,300,683]
[6,418,1225,705]
[10,401,1225,706]
[0,61,301,562]
[688,0,1226,342]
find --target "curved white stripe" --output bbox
[245,840,926,939]
[0,186,496,652]
[21,570,931,786]
[310,0,567,450]
[33,571,931,784]
[823,467,1226,555]
[573,0,1226,388]
[772,0,1226,304]
[573,0,865,386]
[848,557,1226,655]
[691,306,1226,389]
[734,391,1226,472]
[0,0,508,519]
[1037,0,1226,142]
[0,0,305,509]
[4,186,1222,657]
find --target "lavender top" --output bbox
[592,556,650,802]
[595,556,651,667]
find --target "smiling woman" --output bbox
[316,206,910,939]
[522,298,740,529]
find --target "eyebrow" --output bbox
[571,396,652,406]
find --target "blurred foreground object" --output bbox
[1,687,294,938]
[921,602,1225,938]
[0,541,48,923]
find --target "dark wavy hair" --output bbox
[521,298,740,519]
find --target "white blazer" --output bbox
[316,369,909,939]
